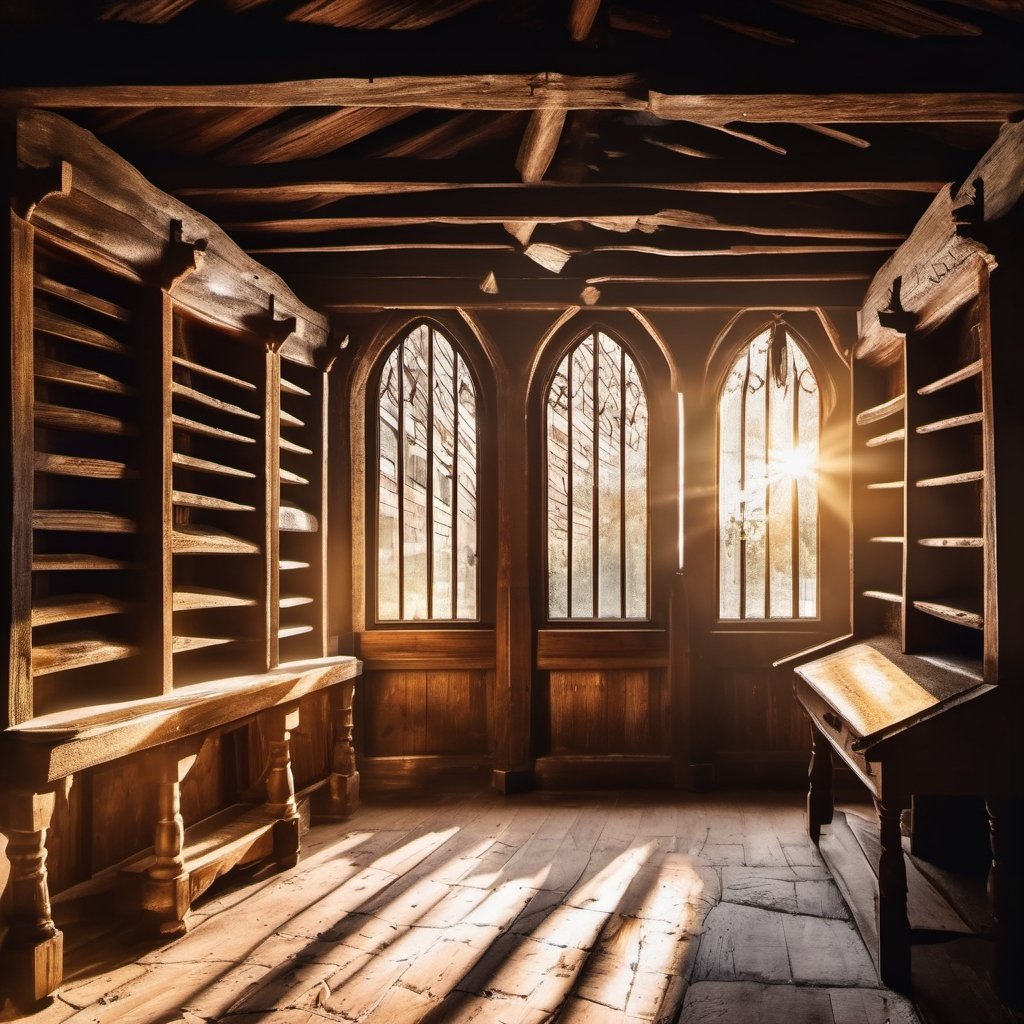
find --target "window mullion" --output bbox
[397,341,406,620]
[619,344,627,618]
[452,351,460,621]
[738,349,750,619]
[425,327,435,620]
[591,334,600,618]
[791,354,802,619]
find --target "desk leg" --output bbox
[986,797,1023,1010]
[807,720,834,844]
[875,795,911,991]
[266,705,301,870]
[0,788,64,1006]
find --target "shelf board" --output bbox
[172,452,256,480]
[279,436,313,456]
[33,509,137,533]
[32,553,132,571]
[862,590,903,604]
[869,536,904,544]
[913,600,983,630]
[916,470,985,488]
[280,409,305,429]
[172,635,237,654]
[866,427,905,448]
[172,355,257,392]
[918,537,984,548]
[36,357,135,397]
[917,359,983,396]
[172,490,256,513]
[280,560,310,571]
[35,451,137,479]
[35,309,131,357]
[866,480,904,490]
[917,411,984,434]
[280,467,310,486]
[279,504,318,533]
[172,381,260,421]
[280,595,315,609]
[31,594,129,627]
[280,377,311,397]
[173,588,258,612]
[35,401,135,436]
[279,624,315,639]
[32,637,138,676]
[172,414,256,445]
[172,525,260,556]
[35,272,132,323]
[855,394,904,427]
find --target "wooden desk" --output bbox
[792,636,1020,997]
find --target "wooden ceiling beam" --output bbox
[4,79,1022,122]
[568,0,602,41]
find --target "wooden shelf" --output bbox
[172,452,256,480]
[173,588,258,612]
[172,635,236,654]
[862,590,903,604]
[36,357,134,397]
[280,376,311,397]
[279,436,313,456]
[279,504,318,532]
[866,480,904,490]
[172,355,256,392]
[280,409,304,428]
[32,509,137,533]
[35,401,135,436]
[172,490,256,513]
[917,359,983,396]
[918,537,984,548]
[172,525,260,556]
[35,272,132,323]
[172,381,260,421]
[35,452,137,479]
[869,536,904,544]
[31,594,128,627]
[280,467,310,485]
[917,411,984,434]
[32,637,138,676]
[279,624,314,639]
[280,560,310,571]
[916,470,985,488]
[866,427,905,447]
[856,394,904,427]
[172,413,256,445]
[280,595,314,609]
[32,553,131,571]
[35,309,130,357]
[913,600,983,630]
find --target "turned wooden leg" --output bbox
[0,786,65,1006]
[875,794,911,991]
[323,680,360,819]
[807,721,834,844]
[266,705,301,869]
[986,796,1024,1009]
[140,748,198,935]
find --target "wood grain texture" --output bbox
[537,629,670,668]
[356,629,496,669]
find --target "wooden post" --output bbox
[669,571,692,787]
[266,704,301,868]
[320,679,360,818]
[264,344,281,671]
[139,746,198,935]
[986,796,1024,1009]
[806,720,834,844]
[0,786,65,1005]
[874,791,911,991]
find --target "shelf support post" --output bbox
[266,704,301,869]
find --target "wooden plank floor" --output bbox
[8,791,922,1024]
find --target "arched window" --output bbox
[376,323,478,621]
[546,330,648,619]
[718,322,820,619]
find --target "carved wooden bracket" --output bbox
[877,276,918,333]
[19,160,73,221]
[314,329,350,374]
[162,219,208,292]
[265,295,298,353]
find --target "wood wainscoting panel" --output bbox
[360,668,491,758]
[549,668,671,756]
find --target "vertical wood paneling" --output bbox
[90,753,152,873]
[291,690,333,790]
[180,734,224,827]
[425,670,488,754]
